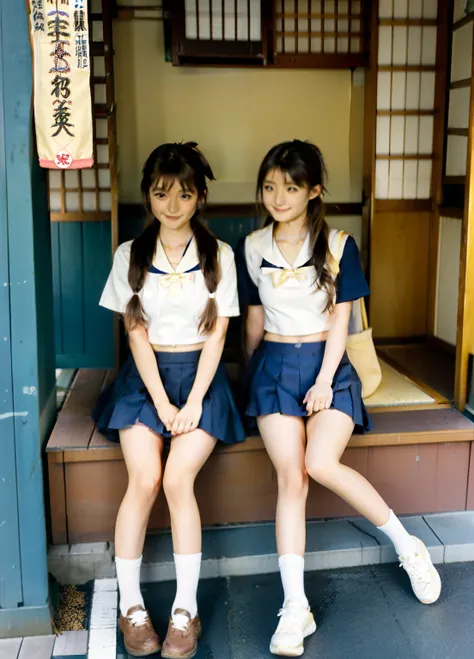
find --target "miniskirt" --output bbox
[93,350,246,444]
[245,341,372,433]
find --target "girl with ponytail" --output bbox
[238,140,441,657]
[94,142,244,658]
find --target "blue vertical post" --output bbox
[0,0,55,637]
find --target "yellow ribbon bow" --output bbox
[271,267,308,287]
[159,272,195,299]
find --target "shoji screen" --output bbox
[375,0,438,201]
[168,0,266,65]
[366,0,450,341]
[445,3,474,201]
[274,0,368,67]
[184,0,262,41]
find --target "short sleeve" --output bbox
[215,243,240,318]
[99,241,134,313]
[235,237,262,307]
[336,236,370,303]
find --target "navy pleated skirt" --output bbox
[93,350,246,444]
[246,341,372,433]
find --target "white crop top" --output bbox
[99,236,240,345]
[241,225,369,336]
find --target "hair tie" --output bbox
[208,292,216,299]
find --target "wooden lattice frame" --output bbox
[166,0,369,68]
[48,0,119,251]
[273,0,369,68]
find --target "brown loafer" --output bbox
[119,605,161,657]
[161,608,202,659]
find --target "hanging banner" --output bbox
[29,0,94,169]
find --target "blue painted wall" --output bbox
[0,0,54,637]
[119,204,260,248]
[52,221,114,368]
[32,145,57,435]
[51,205,260,370]
[0,2,23,616]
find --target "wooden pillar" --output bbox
[455,25,474,410]
[0,0,55,637]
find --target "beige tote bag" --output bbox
[335,231,382,398]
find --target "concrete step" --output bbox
[48,511,474,586]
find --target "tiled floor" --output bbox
[0,631,87,659]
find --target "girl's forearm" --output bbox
[128,325,168,405]
[188,319,228,402]
[317,303,352,384]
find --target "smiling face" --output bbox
[262,168,321,226]
[148,177,201,232]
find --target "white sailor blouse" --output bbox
[237,225,369,336]
[99,236,240,345]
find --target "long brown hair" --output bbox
[125,142,219,334]
[256,140,336,312]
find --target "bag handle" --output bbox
[359,297,369,332]
[336,230,369,332]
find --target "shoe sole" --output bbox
[417,541,442,605]
[161,647,197,659]
[123,641,162,657]
[269,619,317,657]
[161,626,202,659]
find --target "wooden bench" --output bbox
[46,369,474,545]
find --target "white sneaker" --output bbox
[269,600,317,657]
[399,536,442,604]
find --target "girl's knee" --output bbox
[163,468,195,501]
[129,471,162,501]
[277,467,309,499]
[305,457,339,485]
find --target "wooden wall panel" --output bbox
[367,442,470,514]
[427,211,441,337]
[65,460,128,543]
[64,450,278,543]
[371,211,431,338]
[192,449,277,525]
[47,456,68,546]
[307,448,369,519]
[63,442,471,544]
[436,442,472,511]
[467,442,474,510]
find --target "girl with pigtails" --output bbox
[94,142,244,658]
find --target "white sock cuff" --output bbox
[278,554,305,568]
[376,509,396,530]
[115,555,143,567]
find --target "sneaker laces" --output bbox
[276,604,307,636]
[128,609,149,627]
[171,613,190,632]
[399,554,430,588]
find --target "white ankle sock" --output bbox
[171,552,202,619]
[278,554,309,608]
[115,555,145,617]
[377,510,417,557]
